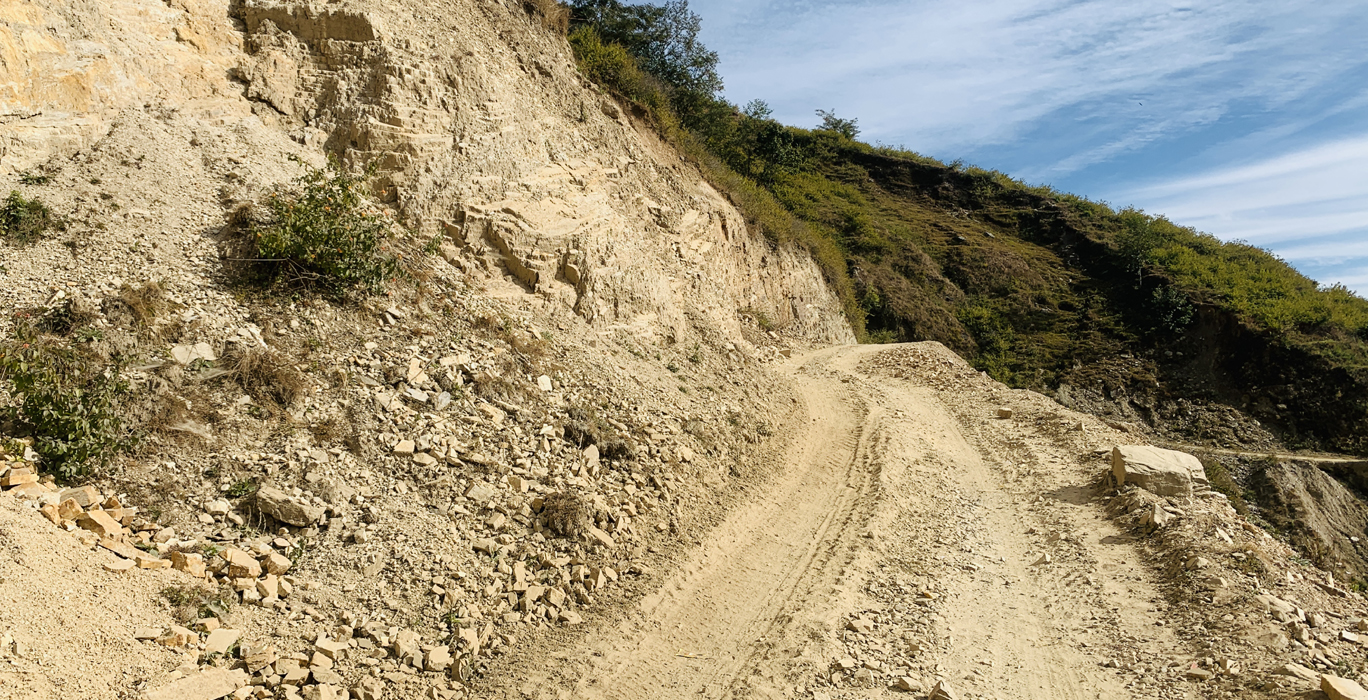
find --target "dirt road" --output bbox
[502,344,1202,699]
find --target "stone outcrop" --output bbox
[2,0,851,346]
[228,0,854,345]
[1111,445,1208,497]
[0,0,247,174]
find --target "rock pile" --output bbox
[1103,442,1368,696]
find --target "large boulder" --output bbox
[255,487,326,527]
[1111,445,1208,497]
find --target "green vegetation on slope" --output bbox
[565,0,1368,453]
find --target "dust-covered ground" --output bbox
[482,344,1368,700]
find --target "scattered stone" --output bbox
[77,510,123,539]
[1144,503,1171,528]
[894,677,924,693]
[141,667,248,700]
[425,645,452,672]
[170,552,207,577]
[1323,675,1368,700]
[315,639,348,661]
[465,482,498,504]
[585,525,615,548]
[928,680,957,700]
[255,486,325,527]
[103,559,136,573]
[996,407,1013,419]
[204,629,241,656]
[59,485,100,508]
[222,549,262,578]
[846,617,875,635]
[171,343,217,365]
[1185,666,1214,680]
[157,625,196,648]
[1110,445,1207,497]
[1274,663,1320,682]
[261,551,291,576]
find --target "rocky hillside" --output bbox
[0,0,851,698]
[7,1,1368,700]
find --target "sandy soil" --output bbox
[485,343,1208,700]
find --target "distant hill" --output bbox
[758,134,1368,455]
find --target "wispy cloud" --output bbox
[1112,134,1368,293]
[695,0,1368,174]
[690,0,1368,292]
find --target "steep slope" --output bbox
[1,0,851,345]
[0,1,850,698]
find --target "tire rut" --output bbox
[562,364,880,700]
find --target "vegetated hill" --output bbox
[564,0,1368,456]
[762,135,1368,456]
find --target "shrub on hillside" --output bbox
[247,156,405,297]
[0,190,62,244]
[0,318,135,480]
[568,26,675,123]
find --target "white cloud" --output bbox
[688,0,1368,293]
[1112,134,1368,293]
[694,0,1368,172]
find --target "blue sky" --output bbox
[687,0,1368,294]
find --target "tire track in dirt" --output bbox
[499,343,1204,700]
[561,353,881,699]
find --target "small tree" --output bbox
[743,99,773,120]
[816,109,859,140]
[570,0,722,97]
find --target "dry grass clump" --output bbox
[540,491,588,536]
[562,406,635,461]
[226,346,305,408]
[97,281,171,333]
[160,584,233,624]
[119,282,170,326]
[525,0,569,33]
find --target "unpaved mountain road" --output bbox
[496,343,1202,700]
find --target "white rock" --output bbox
[1323,674,1368,700]
[171,342,217,365]
[1111,445,1208,497]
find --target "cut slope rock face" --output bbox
[0,0,851,345]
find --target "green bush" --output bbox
[569,26,676,124]
[0,191,61,244]
[0,324,134,480]
[253,156,403,296]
